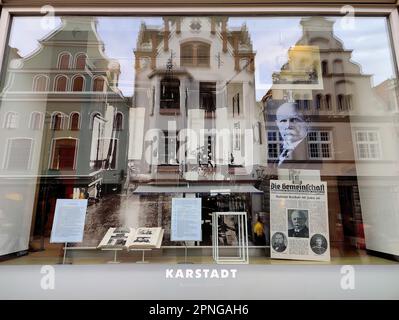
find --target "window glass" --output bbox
[0,15,398,265]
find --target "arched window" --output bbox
[58,52,71,69]
[180,41,210,67]
[322,61,328,76]
[4,112,18,129]
[113,112,123,131]
[337,94,345,111]
[50,138,78,170]
[69,112,80,130]
[75,53,87,70]
[90,112,102,129]
[93,77,105,92]
[160,77,180,110]
[303,94,310,110]
[54,75,68,92]
[72,76,84,92]
[197,43,211,66]
[51,112,65,130]
[29,112,43,130]
[33,75,49,92]
[346,94,353,110]
[315,94,322,110]
[324,94,331,110]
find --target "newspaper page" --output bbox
[270,180,330,261]
[129,227,163,248]
[97,227,134,249]
[98,227,163,249]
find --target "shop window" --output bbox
[2,13,399,270]
[181,41,210,67]
[356,130,381,160]
[267,130,284,160]
[113,112,123,131]
[160,77,180,111]
[308,131,333,159]
[75,53,87,70]
[5,138,32,170]
[3,112,18,129]
[69,112,80,130]
[199,82,216,114]
[50,138,77,170]
[72,76,84,92]
[58,52,71,69]
[54,75,68,92]
[93,76,105,92]
[29,112,43,130]
[33,75,49,92]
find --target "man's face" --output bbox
[315,238,323,247]
[291,211,306,230]
[276,103,307,145]
[275,234,284,245]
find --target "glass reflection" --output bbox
[0,15,398,263]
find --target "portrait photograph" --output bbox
[271,232,287,252]
[310,234,328,255]
[287,209,309,238]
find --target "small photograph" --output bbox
[107,235,128,246]
[310,234,328,255]
[271,232,287,252]
[133,236,151,243]
[287,209,309,238]
[218,215,239,246]
[115,238,127,246]
[138,229,153,235]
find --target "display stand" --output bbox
[212,212,249,264]
[129,248,151,263]
[101,248,123,264]
[178,242,194,264]
[59,242,72,265]
[127,229,164,264]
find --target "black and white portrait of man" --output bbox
[275,101,309,166]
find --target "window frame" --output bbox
[267,129,284,160]
[307,129,334,160]
[180,40,211,68]
[354,129,382,161]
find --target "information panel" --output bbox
[270,180,330,261]
[171,198,202,241]
[50,199,88,243]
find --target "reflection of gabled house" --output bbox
[129,17,266,244]
[263,17,399,247]
[0,17,130,236]
[131,17,265,184]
